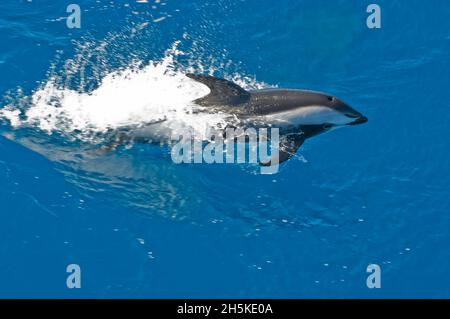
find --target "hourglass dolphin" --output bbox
[186,73,368,165]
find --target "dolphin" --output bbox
[99,73,367,166]
[185,73,367,165]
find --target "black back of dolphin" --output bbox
[187,73,366,118]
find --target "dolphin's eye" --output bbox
[327,96,334,102]
[323,123,332,130]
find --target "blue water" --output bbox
[1,0,449,298]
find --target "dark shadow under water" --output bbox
[0,125,350,234]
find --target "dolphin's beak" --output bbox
[348,115,368,126]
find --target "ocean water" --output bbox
[0,0,449,298]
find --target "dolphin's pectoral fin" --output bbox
[260,134,305,166]
[186,73,251,106]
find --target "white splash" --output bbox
[0,41,270,143]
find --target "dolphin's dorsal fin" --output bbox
[187,73,251,106]
[260,133,305,166]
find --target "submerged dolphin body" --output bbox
[185,74,367,165]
